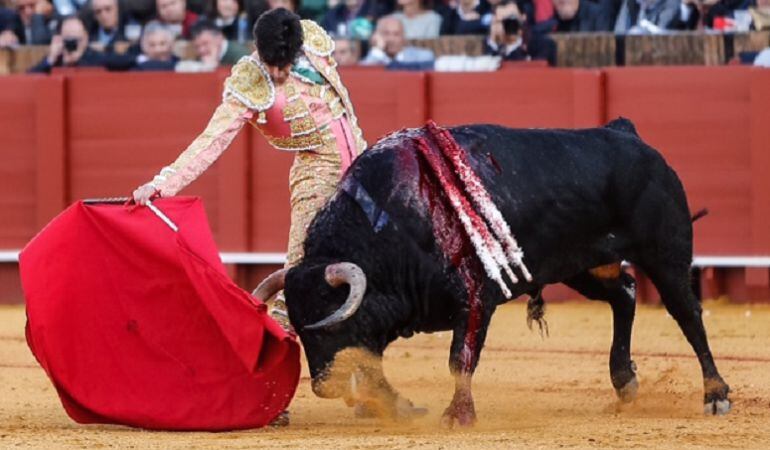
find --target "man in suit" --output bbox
[0,0,53,45]
[156,0,198,39]
[361,15,434,66]
[484,2,529,60]
[613,0,680,32]
[191,19,250,67]
[537,0,613,32]
[86,0,132,52]
[29,15,105,72]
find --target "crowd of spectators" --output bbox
[2,0,770,72]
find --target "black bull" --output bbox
[259,119,731,426]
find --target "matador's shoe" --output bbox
[268,293,294,333]
[267,293,293,427]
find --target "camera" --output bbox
[502,17,521,35]
[63,38,79,53]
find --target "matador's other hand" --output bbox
[132,183,159,206]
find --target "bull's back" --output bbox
[446,124,686,278]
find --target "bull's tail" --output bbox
[691,208,709,223]
[526,289,549,338]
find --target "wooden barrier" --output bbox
[408,35,485,57]
[624,32,725,66]
[551,32,616,67]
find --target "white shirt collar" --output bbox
[219,39,229,61]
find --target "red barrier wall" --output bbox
[428,69,604,128]
[0,76,65,247]
[605,67,770,301]
[2,66,769,303]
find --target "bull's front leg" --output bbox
[442,307,493,428]
[338,348,427,421]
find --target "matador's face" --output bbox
[265,63,292,86]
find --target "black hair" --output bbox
[190,19,224,39]
[253,8,302,68]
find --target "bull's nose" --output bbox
[311,374,347,398]
[311,377,334,398]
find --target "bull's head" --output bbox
[254,261,371,399]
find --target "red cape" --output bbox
[20,197,300,431]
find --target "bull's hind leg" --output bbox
[442,308,494,427]
[641,262,731,415]
[564,270,639,402]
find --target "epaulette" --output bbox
[223,56,275,111]
[301,20,335,58]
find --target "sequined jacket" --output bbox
[151,20,367,198]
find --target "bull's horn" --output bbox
[304,262,367,330]
[252,268,288,301]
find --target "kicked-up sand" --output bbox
[1,300,769,449]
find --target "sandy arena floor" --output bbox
[1,300,769,449]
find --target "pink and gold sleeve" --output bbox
[151,97,253,197]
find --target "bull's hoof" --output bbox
[615,376,639,403]
[353,397,428,421]
[703,399,731,416]
[440,396,476,428]
[703,378,731,415]
[440,407,476,428]
[353,402,377,418]
[396,397,429,419]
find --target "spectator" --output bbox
[209,0,249,41]
[124,0,156,23]
[244,0,268,30]
[484,5,529,59]
[156,0,198,39]
[536,0,612,31]
[267,0,295,10]
[1,0,54,45]
[86,0,136,51]
[29,15,105,72]
[134,20,177,69]
[333,37,360,64]
[0,7,19,47]
[362,14,434,65]
[391,0,441,38]
[299,0,328,21]
[191,19,248,66]
[50,0,86,16]
[613,0,680,32]
[750,0,770,29]
[321,0,382,38]
[440,0,490,34]
[754,44,770,66]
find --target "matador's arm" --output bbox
[150,97,253,198]
[148,57,275,198]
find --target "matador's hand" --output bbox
[132,183,159,206]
